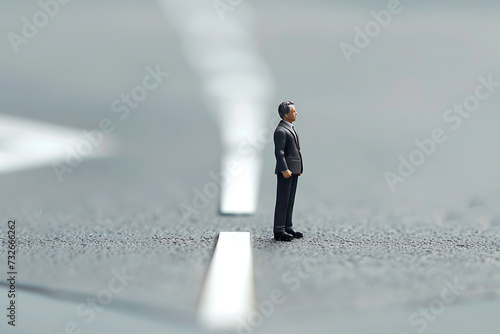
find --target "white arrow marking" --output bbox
[0,114,115,175]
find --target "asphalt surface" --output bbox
[1,1,500,333]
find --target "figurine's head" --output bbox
[278,101,297,123]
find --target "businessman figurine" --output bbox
[273,101,304,241]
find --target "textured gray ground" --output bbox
[2,212,499,333]
[1,1,500,333]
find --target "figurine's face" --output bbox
[284,105,297,123]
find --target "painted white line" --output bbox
[158,0,274,215]
[198,232,254,331]
[220,151,262,215]
[0,114,115,175]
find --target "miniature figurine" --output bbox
[273,101,304,241]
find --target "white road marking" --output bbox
[198,232,254,331]
[220,150,262,215]
[159,0,274,215]
[0,114,115,175]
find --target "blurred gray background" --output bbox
[1,1,499,333]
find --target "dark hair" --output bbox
[278,101,294,119]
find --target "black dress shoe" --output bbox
[285,229,303,238]
[274,232,294,241]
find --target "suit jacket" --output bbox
[274,120,303,175]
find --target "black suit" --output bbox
[273,120,303,233]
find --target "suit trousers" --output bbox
[273,174,299,233]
